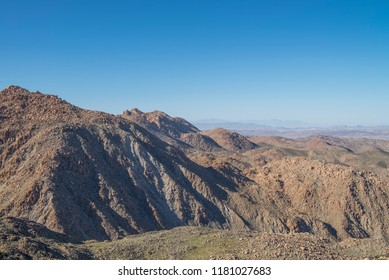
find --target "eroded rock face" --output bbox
[1,86,389,243]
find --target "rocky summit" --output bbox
[1,86,389,259]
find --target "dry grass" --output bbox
[2,220,389,260]
[85,227,389,260]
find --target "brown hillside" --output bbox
[1,86,389,259]
[122,108,199,138]
[121,108,221,151]
[203,128,258,152]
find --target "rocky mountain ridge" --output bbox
[1,86,389,259]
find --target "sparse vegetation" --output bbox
[2,221,388,260]
[377,160,387,169]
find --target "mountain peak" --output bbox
[122,108,199,138]
[150,110,169,117]
[202,128,258,152]
[1,85,31,95]
[0,86,88,123]
[123,108,143,116]
[130,108,143,114]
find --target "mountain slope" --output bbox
[0,86,240,240]
[1,86,389,247]
[122,108,199,138]
[249,135,389,176]
[0,217,90,260]
[202,128,258,152]
[2,219,388,260]
[122,108,222,151]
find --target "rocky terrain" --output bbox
[87,226,389,260]
[250,135,389,176]
[1,85,389,259]
[0,217,90,260]
[2,219,388,260]
[202,128,258,152]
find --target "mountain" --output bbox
[194,119,389,140]
[202,128,258,152]
[1,86,389,259]
[250,135,389,177]
[122,108,199,138]
[0,86,238,241]
[236,127,389,140]
[122,108,222,151]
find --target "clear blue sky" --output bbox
[1,0,388,125]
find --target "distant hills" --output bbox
[194,119,312,130]
[193,119,389,140]
[1,85,389,259]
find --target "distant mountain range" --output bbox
[193,119,389,140]
[193,119,313,130]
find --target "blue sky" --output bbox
[1,0,388,125]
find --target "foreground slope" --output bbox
[2,218,389,260]
[0,217,90,259]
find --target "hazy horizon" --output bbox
[1,0,388,126]
[191,117,389,127]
